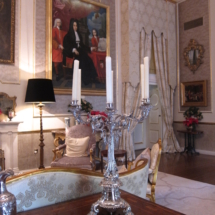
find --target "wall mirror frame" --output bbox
[183,39,204,73]
[0,92,17,115]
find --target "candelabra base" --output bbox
[88,178,133,215]
[88,197,133,215]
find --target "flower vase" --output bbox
[186,125,193,131]
[186,124,196,131]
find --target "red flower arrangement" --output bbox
[183,117,199,127]
[183,107,203,131]
[0,109,2,115]
[90,111,108,120]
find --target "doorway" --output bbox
[133,84,163,150]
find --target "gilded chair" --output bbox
[128,138,162,203]
[51,118,98,170]
[146,138,162,203]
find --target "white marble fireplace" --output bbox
[0,122,22,173]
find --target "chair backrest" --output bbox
[66,124,96,153]
[150,138,162,185]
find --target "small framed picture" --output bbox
[181,80,207,107]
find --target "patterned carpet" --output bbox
[156,172,215,215]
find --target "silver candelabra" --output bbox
[69,99,152,215]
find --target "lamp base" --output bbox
[38,165,45,169]
[38,103,45,170]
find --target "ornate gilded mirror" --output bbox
[0,92,17,115]
[183,39,204,73]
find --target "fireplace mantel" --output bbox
[0,121,23,172]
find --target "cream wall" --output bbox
[120,0,177,149]
[173,0,215,154]
[120,0,177,89]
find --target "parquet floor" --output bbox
[158,153,215,185]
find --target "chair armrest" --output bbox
[52,144,66,161]
[90,148,94,163]
[57,144,66,150]
[127,161,133,171]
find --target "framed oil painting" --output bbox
[46,0,110,95]
[181,80,207,107]
[0,0,15,64]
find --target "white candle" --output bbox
[110,70,113,103]
[72,60,79,101]
[106,56,113,103]
[144,57,149,98]
[140,64,145,99]
[77,69,81,105]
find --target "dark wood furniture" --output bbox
[18,190,184,215]
[101,149,127,173]
[177,130,203,154]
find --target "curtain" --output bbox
[152,33,181,152]
[119,82,141,161]
[140,28,152,64]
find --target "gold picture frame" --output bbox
[0,92,17,115]
[0,0,15,64]
[46,0,110,95]
[181,80,207,107]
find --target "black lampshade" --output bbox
[25,79,55,103]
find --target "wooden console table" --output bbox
[177,130,203,154]
[18,190,184,215]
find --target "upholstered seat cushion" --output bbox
[118,165,127,173]
[51,156,92,170]
[131,148,151,169]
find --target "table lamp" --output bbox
[25,79,55,169]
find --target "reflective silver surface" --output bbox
[0,169,16,215]
[69,99,152,214]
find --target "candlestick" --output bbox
[77,69,81,105]
[144,57,149,98]
[140,64,145,99]
[106,57,113,103]
[72,60,79,101]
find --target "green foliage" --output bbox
[183,107,203,120]
[81,99,93,113]
[68,99,93,113]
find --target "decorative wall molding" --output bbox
[18,128,64,134]
[174,121,215,125]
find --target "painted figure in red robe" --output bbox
[91,29,99,52]
[52,18,64,81]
